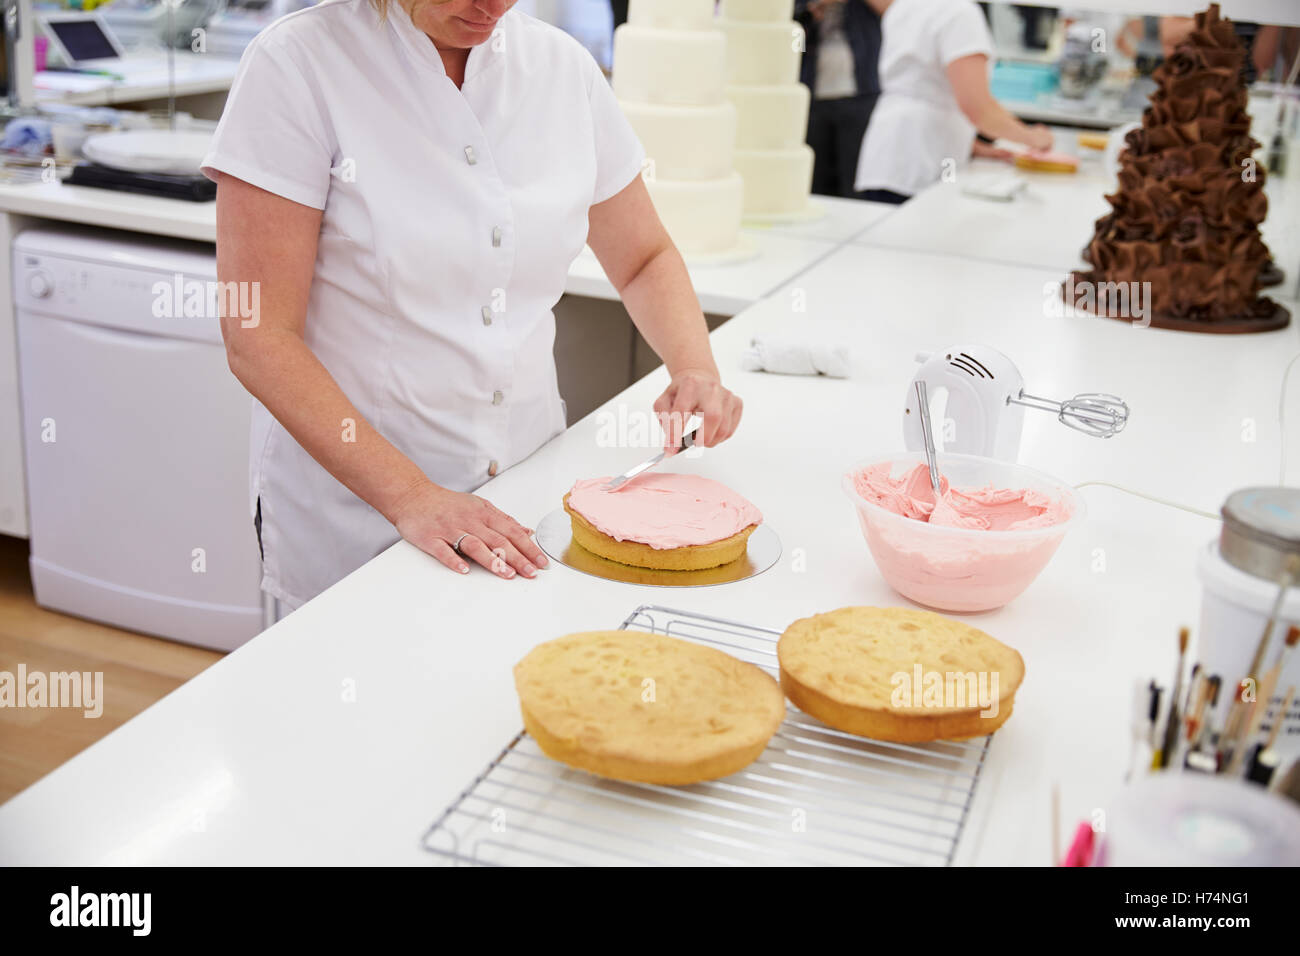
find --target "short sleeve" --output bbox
[935,1,995,66]
[200,33,334,210]
[584,55,646,205]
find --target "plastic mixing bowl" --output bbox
[842,452,1084,612]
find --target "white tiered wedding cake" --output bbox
[719,0,816,219]
[612,0,745,257]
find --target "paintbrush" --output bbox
[1246,687,1294,786]
[1158,628,1190,769]
[1147,683,1164,771]
[1219,607,1292,772]
[1184,671,1209,747]
[1230,627,1300,776]
[1184,675,1223,773]
[1182,663,1202,722]
[1171,668,1206,768]
[1194,675,1222,750]
[1265,685,1296,753]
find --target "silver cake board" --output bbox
[534,508,781,588]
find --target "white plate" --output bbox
[82,129,213,176]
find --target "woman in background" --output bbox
[855,0,1052,203]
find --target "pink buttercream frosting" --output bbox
[567,474,762,549]
[851,463,1068,531]
[846,461,1075,611]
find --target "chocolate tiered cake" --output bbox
[1070,4,1288,333]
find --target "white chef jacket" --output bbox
[201,0,644,609]
[854,0,993,196]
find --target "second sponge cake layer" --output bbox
[778,606,1025,743]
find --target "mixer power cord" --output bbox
[1072,481,1220,521]
[1074,351,1299,520]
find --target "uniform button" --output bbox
[481,306,493,326]
[492,226,502,248]
[464,146,477,165]
[488,460,499,477]
[492,390,504,406]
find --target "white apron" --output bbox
[202,0,644,607]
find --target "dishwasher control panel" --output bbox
[15,231,221,346]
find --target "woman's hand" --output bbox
[808,0,842,20]
[653,368,743,451]
[1025,124,1054,153]
[970,138,1016,162]
[387,480,548,579]
[947,55,1056,155]
[587,178,739,451]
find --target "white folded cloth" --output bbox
[741,334,851,378]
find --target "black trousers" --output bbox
[806,92,878,199]
[857,188,910,205]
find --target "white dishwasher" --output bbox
[13,225,263,651]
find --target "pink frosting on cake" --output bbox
[567,474,762,549]
[851,463,1068,531]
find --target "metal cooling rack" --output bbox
[421,605,992,866]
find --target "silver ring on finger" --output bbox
[452,532,471,554]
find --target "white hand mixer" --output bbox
[902,346,1129,462]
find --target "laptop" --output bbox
[39,12,210,80]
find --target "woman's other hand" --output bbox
[808,0,842,21]
[388,481,548,580]
[970,138,1015,162]
[947,55,1055,155]
[653,368,744,451]
[1025,124,1054,153]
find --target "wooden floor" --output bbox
[0,533,224,803]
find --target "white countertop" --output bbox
[33,57,240,107]
[853,157,1112,272]
[745,194,898,245]
[0,181,848,315]
[566,232,839,316]
[855,157,1300,296]
[0,180,217,242]
[2,235,1295,865]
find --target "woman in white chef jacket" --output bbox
[854,0,1053,203]
[201,0,744,610]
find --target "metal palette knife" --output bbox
[903,346,1129,461]
[604,422,700,492]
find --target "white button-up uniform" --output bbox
[854,0,993,197]
[201,0,643,608]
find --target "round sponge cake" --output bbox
[562,474,762,571]
[515,630,786,785]
[778,607,1025,743]
[563,493,756,570]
